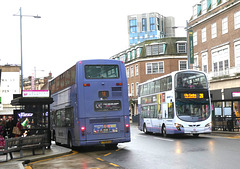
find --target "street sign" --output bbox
[188,30,194,64]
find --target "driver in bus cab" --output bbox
[196,81,203,88]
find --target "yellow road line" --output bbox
[28,150,78,165]
[104,152,111,156]
[96,157,105,162]
[25,166,32,169]
[109,163,120,167]
[227,136,240,139]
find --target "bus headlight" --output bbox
[175,123,184,128]
[175,123,184,131]
[205,122,212,127]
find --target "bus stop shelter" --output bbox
[11,90,53,148]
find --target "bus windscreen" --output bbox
[175,72,207,89]
[85,65,119,79]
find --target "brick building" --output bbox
[189,0,240,130]
[110,37,187,117]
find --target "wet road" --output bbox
[29,124,240,169]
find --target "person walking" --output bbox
[6,116,14,138]
[15,119,22,137]
[0,120,5,149]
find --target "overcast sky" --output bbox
[0,0,199,78]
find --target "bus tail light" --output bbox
[83,83,90,87]
[81,126,86,135]
[125,124,129,133]
[116,83,122,86]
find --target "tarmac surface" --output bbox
[0,130,240,169]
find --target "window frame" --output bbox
[222,17,228,35]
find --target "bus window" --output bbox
[65,107,74,127]
[167,76,172,90]
[149,82,155,94]
[155,80,160,93]
[141,106,149,118]
[160,78,167,91]
[150,105,155,118]
[175,72,207,89]
[85,65,119,79]
[56,110,61,127]
[138,85,142,96]
[61,109,66,127]
[143,84,149,96]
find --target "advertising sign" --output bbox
[23,90,50,97]
[94,100,121,111]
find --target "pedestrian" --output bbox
[0,120,4,136]
[1,116,7,138]
[6,116,14,138]
[0,120,5,149]
[14,119,23,137]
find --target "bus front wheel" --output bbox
[193,134,199,137]
[143,123,149,134]
[162,125,167,137]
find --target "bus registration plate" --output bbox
[101,140,112,144]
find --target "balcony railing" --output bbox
[208,67,240,80]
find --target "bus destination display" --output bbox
[183,93,204,99]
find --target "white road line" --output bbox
[138,135,148,138]
[153,137,174,142]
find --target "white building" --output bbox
[0,65,20,116]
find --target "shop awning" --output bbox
[11,97,54,106]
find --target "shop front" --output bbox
[11,90,53,147]
[211,88,240,131]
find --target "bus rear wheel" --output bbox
[68,134,73,149]
[105,143,118,150]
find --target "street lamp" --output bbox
[13,7,41,94]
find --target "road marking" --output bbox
[27,150,78,165]
[104,152,111,156]
[25,166,32,169]
[96,157,105,162]
[153,137,174,142]
[227,136,240,139]
[109,163,120,167]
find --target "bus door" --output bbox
[149,105,159,133]
[140,106,152,131]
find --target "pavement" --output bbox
[0,142,72,169]
[0,130,240,169]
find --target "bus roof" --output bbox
[138,70,207,86]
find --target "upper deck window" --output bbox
[85,65,119,79]
[175,72,207,89]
